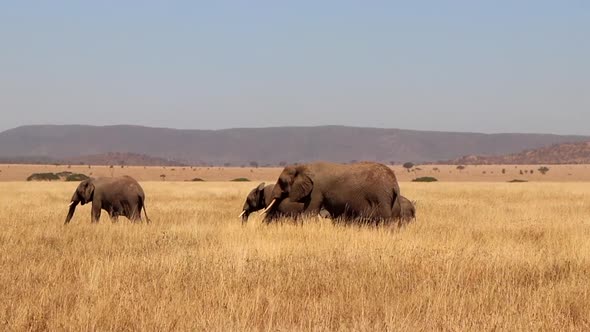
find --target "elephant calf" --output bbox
[65,176,150,224]
[392,196,416,222]
[240,182,307,223]
[240,183,331,223]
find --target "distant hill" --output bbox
[0,125,588,165]
[65,152,186,166]
[448,141,590,165]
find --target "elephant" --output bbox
[392,195,416,222]
[267,162,401,224]
[240,182,331,223]
[64,176,150,224]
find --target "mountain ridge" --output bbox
[1,124,588,165]
[448,141,590,165]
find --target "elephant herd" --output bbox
[64,161,416,226]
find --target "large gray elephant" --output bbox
[392,195,416,222]
[267,162,401,224]
[240,182,332,223]
[64,176,150,224]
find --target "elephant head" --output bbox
[270,165,314,207]
[64,179,95,224]
[240,182,266,223]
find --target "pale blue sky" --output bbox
[1,1,588,134]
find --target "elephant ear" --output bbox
[255,182,266,207]
[290,170,313,202]
[82,180,95,204]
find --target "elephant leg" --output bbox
[375,201,394,225]
[302,193,323,217]
[91,202,102,223]
[134,202,143,223]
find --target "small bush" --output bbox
[65,173,90,182]
[508,179,528,183]
[27,173,60,181]
[538,166,550,175]
[190,178,205,182]
[231,178,250,182]
[412,176,438,182]
[56,171,73,179]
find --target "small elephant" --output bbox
[65,176,150,224]
[269,161,401,224]
[240,182,306,223]
[392,196,416,222]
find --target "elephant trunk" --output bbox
[64,200,79,224]
[270,184,283,201]
[240,210,250,223]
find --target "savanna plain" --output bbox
[1,178,590,330]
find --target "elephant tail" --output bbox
[140,196,151,224]
[392,182,400,209]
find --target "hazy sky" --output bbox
[1,1,588,134]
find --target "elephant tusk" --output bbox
[262,199,276,214]
[68,201,75,207]
[239,210,246,218]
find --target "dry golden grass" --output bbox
[1,181,590,330]
[3,163,590,182]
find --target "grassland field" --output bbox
[1,173,590,330]
[2,163,590,182]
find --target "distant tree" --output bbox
[350,160,358,164]
[160,174,166,181]
[502,168,506,174]
[432,167,439,172]
[538,166,550,175]
[520,170,524,175]
[403,162,414,172]
[389,161,396,165]
[249,161,259,168]
[456,165,466,171]
[224,163,231,167]
[530,170,534,175]
[279,161,288,167]
[482,171,486,174]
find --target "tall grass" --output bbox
[1,181,589,330]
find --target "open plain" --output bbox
[2,163,590,182]
[1,178,590,330]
